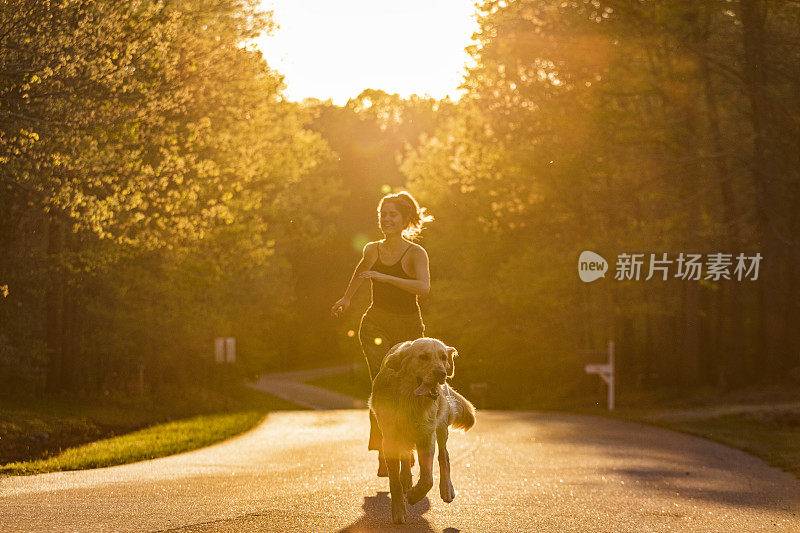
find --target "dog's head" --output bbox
[382,338,459,399]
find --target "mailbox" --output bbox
[583,341,615,410]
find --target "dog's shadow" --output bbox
[339,491,457,532]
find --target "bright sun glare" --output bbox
[255,1,478,105]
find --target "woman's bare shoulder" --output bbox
[363,241,381,259]
[407,242,429,259]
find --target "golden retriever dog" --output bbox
[369,337,476,524]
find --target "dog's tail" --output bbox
[446,385,476,431]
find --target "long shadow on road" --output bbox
[338,491,440,532]
[490,411,799,512]
[162,493,441,533]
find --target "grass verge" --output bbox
[0,383,302,476]
[608,407,800,478]
[0,411,263,475]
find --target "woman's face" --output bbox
[379,202,405,235]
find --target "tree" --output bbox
[0,0,342,395]
[402,0,800,403]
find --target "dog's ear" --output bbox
[445,346,458,377]
[387,341,406,354]
[382,341,413,371]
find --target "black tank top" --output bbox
[371,244,419,315]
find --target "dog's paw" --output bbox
[407,482,432,505]
[391,498,407,524]
[440,479,456,503]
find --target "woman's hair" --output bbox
[378,191,433,240]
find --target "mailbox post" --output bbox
[584,340,615,410]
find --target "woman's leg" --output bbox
[359,310,390,456]
[359,308,424,475]
[359,310,391,381]
[389,311,424,349]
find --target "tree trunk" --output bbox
[738,0,789,378]
[45,215,64,393]
[698,41,746,384]
[680,281,701,384]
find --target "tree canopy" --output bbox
[2,0,797,405]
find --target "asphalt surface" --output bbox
[247,365,367,410]
[1,408,798,532]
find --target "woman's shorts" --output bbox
[358,305,425,380]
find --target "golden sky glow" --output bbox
[255,1,478,104]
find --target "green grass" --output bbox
[0,383,302,476]
[597,386,800,477]
[613,409,800,478]
[0,411,264,475]
[667,415,799,476]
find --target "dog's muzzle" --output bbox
[414,377,442,399]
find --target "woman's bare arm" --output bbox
[331,243,378,317]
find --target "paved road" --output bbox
[1,409,798,532]
[247,365,367,410]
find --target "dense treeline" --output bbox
[0,0,341,396]
[2,0,797,405]
[399,0,800,405]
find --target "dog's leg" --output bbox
[377,449,388,478]
[400,452,413,493]
[384,446,407,524]
[370,410,389,477]
[437,425,456,502]
[407,435,435,505]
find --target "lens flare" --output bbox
[352,233,370,253]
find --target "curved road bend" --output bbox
[247,364,367,410]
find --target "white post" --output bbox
[225,337,236,363]
[583,340,616,411]
[214,338,225,363]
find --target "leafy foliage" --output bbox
[403,0,800,404]
[2,0,797,407]
[0,0,341,395]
